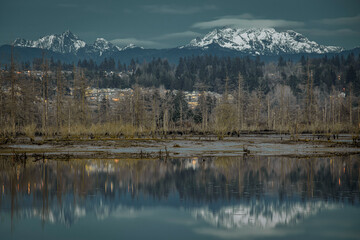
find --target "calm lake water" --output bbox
[0,155,359,239]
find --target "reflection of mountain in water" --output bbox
[191,201,338,229]
[12,196,340,229]
[0,155,359,228]
[20,204,86,227]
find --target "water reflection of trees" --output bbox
[0,155,359,226]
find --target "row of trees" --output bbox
[0,50,359,139]
[12,54,360,95]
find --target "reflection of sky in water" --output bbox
[0,155,359,239]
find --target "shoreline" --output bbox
[1,134,359,160]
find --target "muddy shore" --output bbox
[1,134,359,160]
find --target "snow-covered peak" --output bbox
[13,38,33,47]
[94,38,111,47]
[94,38,111,49]
[13,30,86,54]
[83,38,126,56]
[62,29,77,39]
[185,28,343,55]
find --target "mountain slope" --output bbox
[183,28,343,55]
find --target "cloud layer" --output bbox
[155,31,201,40]
[110,38,158,48]
[192,15,305,29]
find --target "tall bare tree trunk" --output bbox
[163,108,168,132]
[349,83,352,126]
[151,93,158,132]
[30,71,36,126]
[133,83,144,129]
[41,53,49,138]
[56,66,63,135]
[97,77,101,124]
[10,46,16,136]
[256,88,263,130]
[237,73,244,130]
[280,85,284,131]
[224,76,229,102]
[179,101,183,129]
[199,92,207,130]
[309,70,314,125]
[79,70,87,126]
[305,64,310,124]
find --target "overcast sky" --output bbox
[1,0,359,49]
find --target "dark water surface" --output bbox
[0,155,359,239]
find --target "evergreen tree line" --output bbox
[13,57,134,72]
[11,54,360,95]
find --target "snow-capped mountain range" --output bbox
[13,30,140,56]
[12,28,344,57]
[11,197,340,229]
[183,28,343,55]
[5,28,353,64]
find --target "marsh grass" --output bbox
[0,120,359,143]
